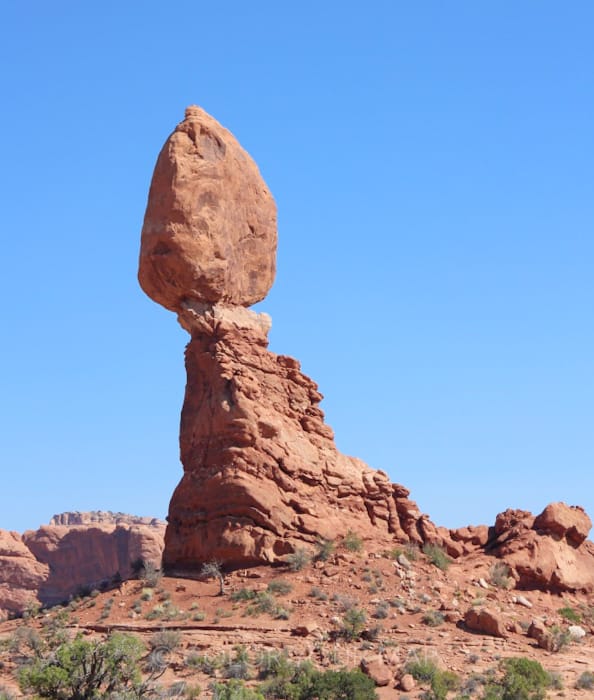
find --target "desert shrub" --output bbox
[150,629,181,653]
[223,646,251,680]
[482,657,550,700]
[9,626,44,657]
[372,602,389,619]
[186,653,220,676]
[213,679,265,700]
[260,663,376,700]
[404,652,439,683]
[141,587,154,601]
[267,580,293,596]
[490,562,512,589]
[202,561,226,595]
[343,531,363,553]
[231,588,258,602]
[275,607,291,620]
[139,561,162,588]
[308,587,328,601]
[332,594,357,612]
[315,538,335,562]
[422,544,451,571]
[427,670,460,700]
[576,671,594,690]
[558,605,581,623]
[0,688,15,700]
[99,597,114,620]
[286,549,311,572]
[246,592,277,617]
[422,610,445,627]
[19,632,144,699]
[339,608,366,641]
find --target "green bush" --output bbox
[343,531,363,553]
[260,663,376,700]
[483,657,551,700]
[213,679,265,700]
[404,652,439,682]
[267,580,293,596]
[339,608,366,641]
[558,606,581,623]
[19,633,145,700]
[422,544,451,571]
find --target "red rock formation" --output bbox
[138,107,454,572]
[0,530,48,617]
[139,106,277,312]
[24,518,164,605]
[488,503,594,592]
[0,514,165,614]
[163,304,441,570]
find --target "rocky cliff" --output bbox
[0,513,164,616]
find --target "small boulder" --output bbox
[399,674,416,692]
[464,607,507,638]
[360,657,392,687]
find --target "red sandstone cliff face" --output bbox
[0,514,164,615]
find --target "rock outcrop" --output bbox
[24,520,165,605]
[0,530,48,616]
[487,502,594,592]
[140,107,445,571]
[0,513,165,615]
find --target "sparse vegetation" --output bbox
[19,633,146,700]
[315,538,335,562]
[339,607,366,641]
[576,671,594,690]
[308,587,328,601]
[482,657,551,700]
[267,580,293,596]
[343,531,363,553]
[490,561,512,589]
[202,560,226,595]
[422,610,445,627]
[285,548,311,572]
[558,605,581,623]
[372,602,389,619]
[422,544,451,571]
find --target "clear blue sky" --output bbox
[1,2,592,534]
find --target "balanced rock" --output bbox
[139,106,277,311]
[140,107,446,570]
